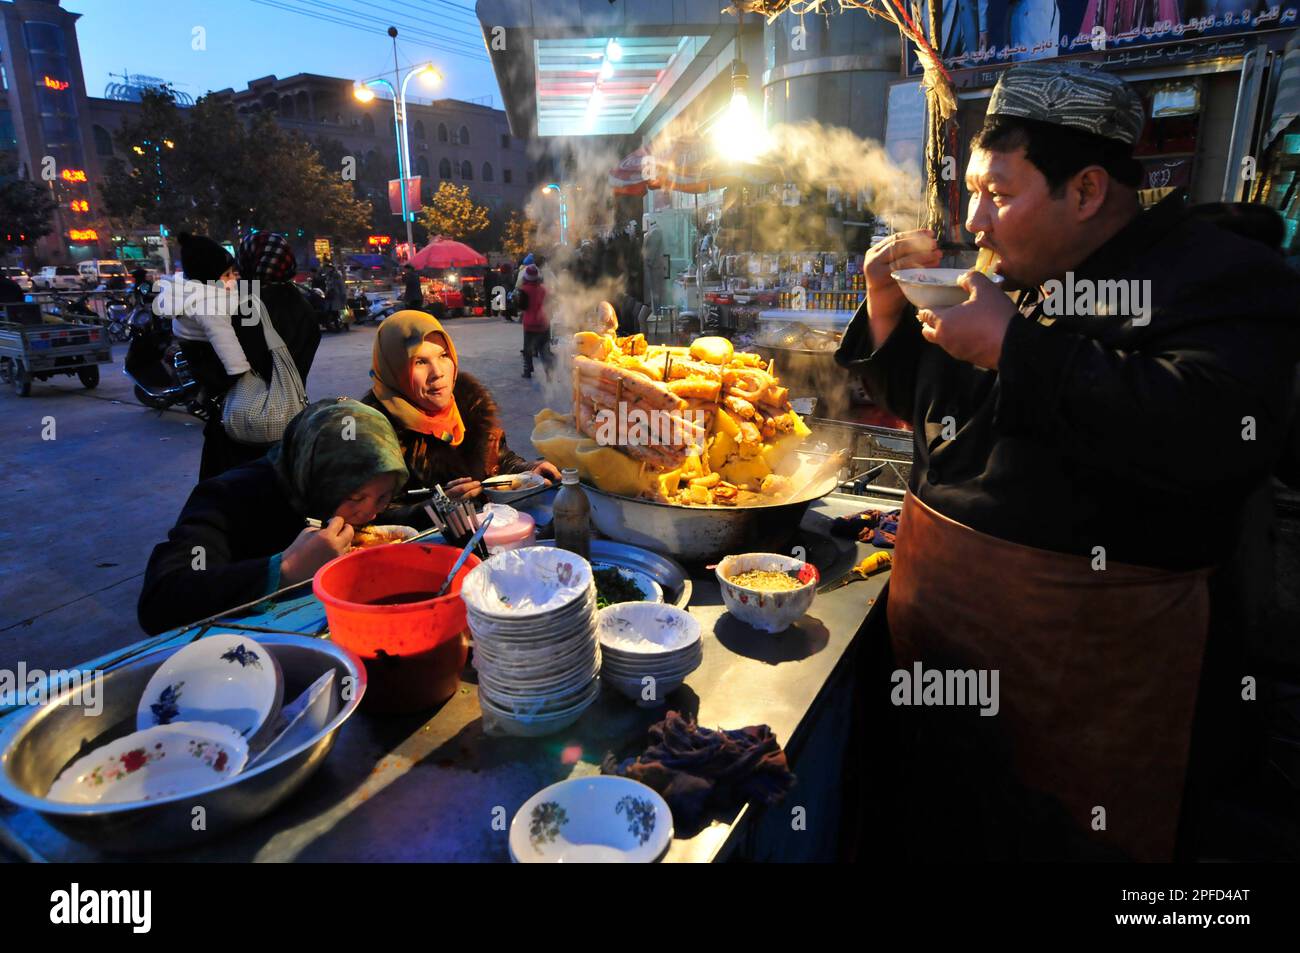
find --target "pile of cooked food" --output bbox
[532,329,813,507]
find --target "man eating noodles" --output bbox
[837,62,1300,860]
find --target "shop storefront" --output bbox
[895,4,1300,243]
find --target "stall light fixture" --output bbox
[713,59,770,162]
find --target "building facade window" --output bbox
[362,114,375,135]
[92,124,113,156]
[415,155,429,178]
[437,122,448,143]
[501,133,509,149]
[503,168,512,184]
[415,120,425,140]
[458,125,469,145]
[482,162,493,182]
[461,160,472,180]
[439,157,451,179]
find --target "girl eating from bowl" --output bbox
[137,399,409,635]
[361,311,559,510]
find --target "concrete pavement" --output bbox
[0,314,555,673]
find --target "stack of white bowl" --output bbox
[461,546,600,737]
[596,603,702,707]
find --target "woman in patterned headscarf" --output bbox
[138,399,409,634]
[235,230,320,385]
[361,310,559,509]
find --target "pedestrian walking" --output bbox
[518,263,553,380]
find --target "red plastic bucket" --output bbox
[313,543,480,713]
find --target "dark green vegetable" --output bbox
[594,566,645,609]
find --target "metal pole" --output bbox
[389,28,415,255]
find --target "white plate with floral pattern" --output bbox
[509,775,672,863]
[136,634,283,747]
[46,721,248,805]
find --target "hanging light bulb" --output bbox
[605,38,623,62]
[713,60,770,161]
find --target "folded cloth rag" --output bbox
[601,710,796,833]
[831,507,900,548]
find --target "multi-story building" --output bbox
[1,0,108,264]
[199,72,540,225]
[2,0,545,265]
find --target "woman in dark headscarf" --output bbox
[360,310,559,511]
[137,399,409,635]
[236,230,321,385]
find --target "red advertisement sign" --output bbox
[388,176,422,217]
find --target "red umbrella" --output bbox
[408,237,487,270]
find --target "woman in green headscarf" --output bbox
[138,399,409,635]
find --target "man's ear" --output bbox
[1071,166,1110,222]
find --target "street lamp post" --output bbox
[542,183,567,247]
[354,30,442,261]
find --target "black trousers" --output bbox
[522,330,553,376]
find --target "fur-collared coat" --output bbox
[360,370,531,502]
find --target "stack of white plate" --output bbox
[596,603,702,707]
[462,546,600,737]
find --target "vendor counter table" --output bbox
[0,492,896,863]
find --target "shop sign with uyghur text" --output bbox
[907,1,1297,75]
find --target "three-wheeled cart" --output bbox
[0,302,113,397]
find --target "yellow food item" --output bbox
[574,331,613,361]
[657,468,682,498]
[721,454,771,490]
[575,441,646,498]
[537,316,811,506]
[684,483,713,505]
[714,407,741,438]
[729,569,803,591]
[708,429,737,471]
[531,410,591,472]
[690,336,734,365]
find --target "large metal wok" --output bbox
[581,452,844,564]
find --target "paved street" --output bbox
[0,314,561,674]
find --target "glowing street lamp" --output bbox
[541,183,568,246]
[354,61,443,254]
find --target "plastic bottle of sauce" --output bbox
[553,467,591,561]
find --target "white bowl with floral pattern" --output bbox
[509,775,672,863]
[715,553,819,633]
[46,721,248,805]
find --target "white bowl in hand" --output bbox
[892,267,1003,310]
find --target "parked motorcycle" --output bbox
[306,286,352,333]
[122,307,207,417]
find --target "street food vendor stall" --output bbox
[0,326,901,863]
[0,488,898,863]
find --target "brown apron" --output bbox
[888,491,1210,861]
